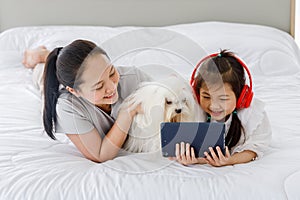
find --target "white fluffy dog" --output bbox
[121,75,202,153]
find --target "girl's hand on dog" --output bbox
[116,102,143,133]
[169,142,208,165]
[122,96,144,117]
[120,100,144,119]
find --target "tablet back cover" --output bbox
[160,122,225,157]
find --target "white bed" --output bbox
[0,21,300,199]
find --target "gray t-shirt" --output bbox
[55,66,152,138]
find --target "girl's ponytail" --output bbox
[226,111,244,150]
[43,47,63,140]
[41,40,108,140]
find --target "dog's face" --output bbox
[123,75,199,132]
[162,84,194,122]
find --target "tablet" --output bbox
[160,122,225,157]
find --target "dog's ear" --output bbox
[133,84,165,128]
[184,89,206,122]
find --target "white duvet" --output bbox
[0,22,300,199]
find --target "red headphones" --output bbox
[190,53,253,109]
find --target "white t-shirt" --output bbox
[224,98,272,159]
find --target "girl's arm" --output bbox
[228,150,257,164]
[67,105,139,163]
[204,147,256,167]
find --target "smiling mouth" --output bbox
[210,110,223,116]
[104,92,115,99]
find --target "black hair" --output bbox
[43,39,108,140]
[194,49,246,150]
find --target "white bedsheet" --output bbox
[0,22,300,199]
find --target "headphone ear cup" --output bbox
[236,85,253,109]
[244,90,253,108]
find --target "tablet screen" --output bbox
[160,122,225,157]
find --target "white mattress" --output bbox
[0,22,300,199]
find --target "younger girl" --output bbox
[174,50,272,167]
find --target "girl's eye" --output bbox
[95,85,103,90]
[220,98,229,101]
[166,100,172,105]
[202,96,210,99]
[109,69,115,77]
[109,72,115,77]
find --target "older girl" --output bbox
[23,40,152,163]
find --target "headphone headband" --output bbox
[190,52,253,109]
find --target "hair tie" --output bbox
[55,47,63,56]
[207,114,211,122]
[218,53,222,57]
[233,110,237,115]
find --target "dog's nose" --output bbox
[175,109,182,114]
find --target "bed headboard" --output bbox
[0,0,295,35]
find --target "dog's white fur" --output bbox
[122,75,203,153]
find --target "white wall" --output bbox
[0,0,292,33]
